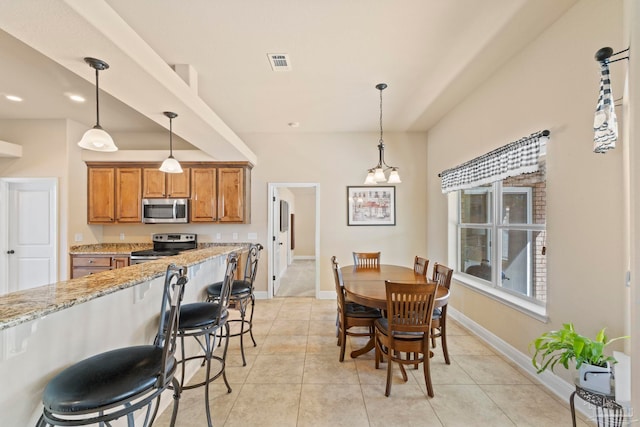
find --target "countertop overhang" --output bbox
[1,244,246,330]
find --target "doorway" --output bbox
[267,183,319,298]
[0,178,58,296]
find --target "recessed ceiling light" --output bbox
[67,93,86,103]
[288,122,300,128]
[5,94,23,102]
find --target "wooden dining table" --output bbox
[341,264,450,358]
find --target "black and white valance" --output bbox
[439,130,548,194]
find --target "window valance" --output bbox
[439,130,549,194]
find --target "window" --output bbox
[457,169,546,305]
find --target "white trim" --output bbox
[254,291,269,300]
[318,290,336,300]
[293,255,316,261]
[448,307,595,421]
[453,273,548,322]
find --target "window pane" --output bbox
[460,185,492,224]
[499,229,546,302]
[460,227,492,281]
[502,171,546,225]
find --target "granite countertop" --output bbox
[69,243,152,254]
[0,245,245,331]
[69,242,252,255]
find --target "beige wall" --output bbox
[426,0,627,384]
[292,190,316,258]
[243,131,428,294]
[0,118,88,280]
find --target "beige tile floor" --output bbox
[155,298,590,427]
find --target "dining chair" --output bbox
[36,264,187,427]
[353,251,381,268]
[431,262,454,364]
[206,243,263,366]
[413,256,429,277]
[331,256,382,362]
[374,280,439,397]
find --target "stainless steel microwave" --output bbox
[142,198,189,223]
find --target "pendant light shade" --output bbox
[78,57,118,152]
[364,83,401,184]
[159,111,183,173]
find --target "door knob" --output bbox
[278,242,283,246]
[6,250,15,254]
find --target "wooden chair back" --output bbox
[384,281,438,338]
[432,263,453,289]
[353,251,381,268]
[413,256,429,277]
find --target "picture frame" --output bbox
[347,186,396,226]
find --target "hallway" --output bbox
[275,259,315,298]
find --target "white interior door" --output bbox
[4,179,57,294]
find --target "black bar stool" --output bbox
[173,252,238,427]
[36,264,187,427]
[205,244,263,366]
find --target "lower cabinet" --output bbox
[71,254,130,279]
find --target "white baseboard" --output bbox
[448,307,596,421]
[255,291,269,299]
[293,255,316,260]
[318,290,336,300]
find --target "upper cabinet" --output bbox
[190,165,251,223]
[115,168,143,222]
[86,161,252,224]
[87,167,115,223]
[142,168,190,198]
[87,166,142,224]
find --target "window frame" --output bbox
[449,180,547,321]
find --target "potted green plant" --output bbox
[530,323,628,394]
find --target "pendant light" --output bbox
[364,83,401,184]
[77,57,118,152]
[159,111,183,173]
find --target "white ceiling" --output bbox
[0,0,577,162]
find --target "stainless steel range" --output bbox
[130,233,197,264]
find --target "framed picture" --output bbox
[347,186,396,226]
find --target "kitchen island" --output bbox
[0,244,246,426]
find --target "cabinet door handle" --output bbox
[6,250,15,254]
[88,260,94,263]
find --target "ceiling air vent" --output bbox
[267,53,291,71]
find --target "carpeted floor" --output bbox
[276,259,315,297]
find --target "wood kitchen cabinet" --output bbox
[116,168,143,222]
[70,254,130,278]
[142,168,190,198]
[87,164,142,224]
[87,167,115,223]
[86,161,251,224]
[190,167,216,222]
[190,165,251,223]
